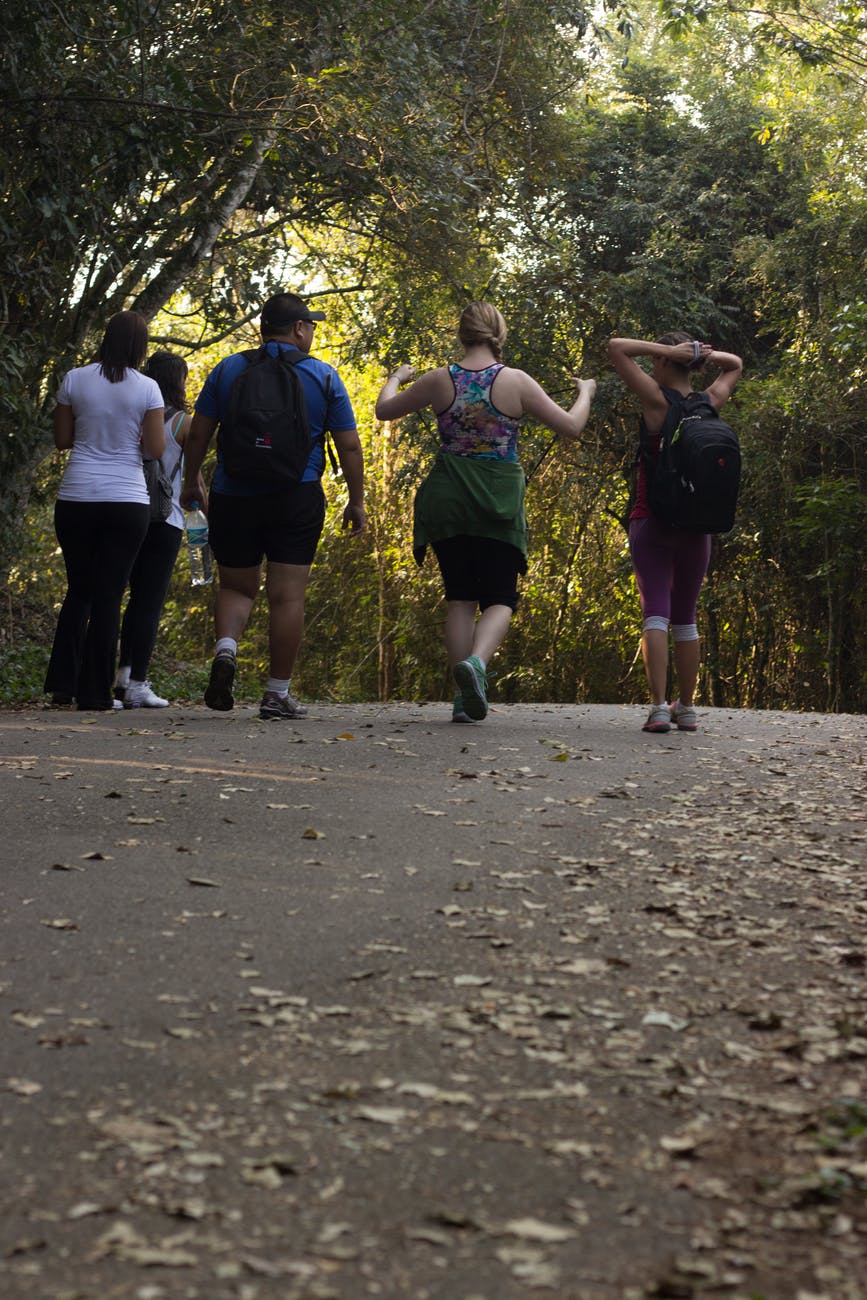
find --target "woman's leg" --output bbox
[434,537,520,719]
[471,604,513,665]
[444,601,477,667]
[670,533,712,707]
[629,517,675,705]
[443,597,513,670]
[77,503,149,708]
[44,501,98,698]
[469,538,520,667]
[641,628,670,707]
[672,638,700,708]
[120,523,183,681]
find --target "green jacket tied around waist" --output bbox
[413,451,528,570]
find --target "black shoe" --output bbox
[259,691,307,720]
[50,692,74,706]
[204,653,236,711]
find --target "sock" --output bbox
[128,679,145,689]
[216,637,238,658]
[267,677,290,697]
[116,665,131,688]
[473,655,486,670]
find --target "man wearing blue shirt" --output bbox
[181,293,366,719]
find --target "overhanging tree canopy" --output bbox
[0,0,590,577]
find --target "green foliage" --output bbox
[4,0,867,712]
[0,0,592,575]
[0,642,49,704]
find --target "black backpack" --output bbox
[218,345,312,486]
[642,391,741,534]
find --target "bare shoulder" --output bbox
[500,366,538,397]
[426,364,457,407]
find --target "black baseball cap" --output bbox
[260,292,326,329]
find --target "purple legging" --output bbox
[628,516,711,623]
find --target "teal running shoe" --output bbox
[453,656,488,721]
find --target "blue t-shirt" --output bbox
[195,341,357,495]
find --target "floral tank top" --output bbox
[436,363,520,462]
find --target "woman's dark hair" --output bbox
[98,311,150,383]
[656,330,703,372]
[144,350,189,412]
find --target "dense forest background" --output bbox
[1,0,865,711]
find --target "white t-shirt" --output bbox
[56,363,163,504]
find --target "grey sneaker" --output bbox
[453,656,488,721]
[670,701,697,732]
[259,691,308,720]
[642,704,671,733]
[204,652,236,711]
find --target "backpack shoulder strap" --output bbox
[320,371,340,474]
[267,344,306,367]
[639,387,682,454]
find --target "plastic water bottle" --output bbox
[185,504,213,586]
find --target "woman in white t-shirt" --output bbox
[44,311,165,711]
[115,351,206,708]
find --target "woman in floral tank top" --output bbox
[376,302,596,724]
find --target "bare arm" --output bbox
[704,351,743,411]
[140,407,166,459]
[179,412,217,510]
[608,338,675,413]
[375,365,450,420]
[607,337,685,428]
[53,403,74,450]
[331,427,366,534]
[518,374,596,441]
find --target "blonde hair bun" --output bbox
[458,302,507,360]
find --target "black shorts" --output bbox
[431,534,522,611]
[208,483,326,568]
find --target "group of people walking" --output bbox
[44,313,193,712]
[44,293,741,732]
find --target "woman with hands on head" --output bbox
[376,301,596,724]
[607,331,742,734]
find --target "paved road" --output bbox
[1,700,865,1299]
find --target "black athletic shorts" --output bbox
[208,482,326,568]
[431,534,522,611]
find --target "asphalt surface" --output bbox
[1,699,865,1300]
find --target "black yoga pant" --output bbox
[119,521,183,680]
[44,499,150,708]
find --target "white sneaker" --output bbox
[642,704,671,733]
[124,681,169,709]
